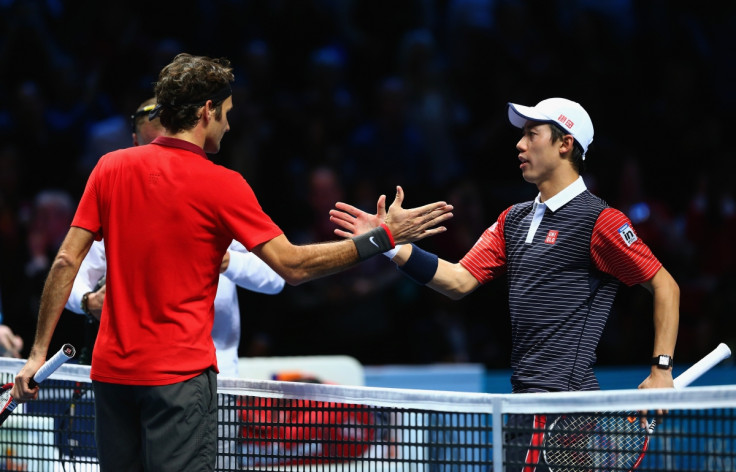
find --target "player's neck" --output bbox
[537,170,579,203]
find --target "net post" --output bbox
[492,396,505,472]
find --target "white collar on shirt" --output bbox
[525,176,587,244]
[534,176,587,212]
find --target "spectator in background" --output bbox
[343,76,430,199]
[286,166,402,363]
[398,28,465,188]
[18,189,82,352]
[680,166,736,360]
[0,144,26,350]
[0,291,23,358]
[0,323,23,358]
[23,190,75,288]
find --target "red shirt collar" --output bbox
[151,136,208,159]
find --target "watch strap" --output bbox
[651,354,673,369]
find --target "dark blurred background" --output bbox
[0,0,734,369]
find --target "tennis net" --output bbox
[1,358,735,471]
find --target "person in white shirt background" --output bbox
[0,292,23,358]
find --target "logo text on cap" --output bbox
[557,114,574,130]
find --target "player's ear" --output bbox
[559,134,575,156]
[201,100,214,122]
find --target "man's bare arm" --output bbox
[13,227,94,402]
[390,245,480,300]
[638,266,680,390]
[255,187,453,285]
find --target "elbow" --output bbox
[658,267,680,301]
[52,249,79,271]
[281,269,310,287]
[669,279,681,306]
[671,278,680,299]
[434,263,477,301]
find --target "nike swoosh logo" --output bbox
[369,236,379,248]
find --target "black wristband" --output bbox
[353,226,394,261]
[398,244,438,285]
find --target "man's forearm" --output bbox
[30,227,94,359]
[256,235,361,286]
[651,268,680,359]
[391,245,480,300]
[283,239,361,286]
[30,254,81,360]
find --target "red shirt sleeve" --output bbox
[71,162,104,240]
[591,208,662,286]
[459,207,510,284]
[216,170,283,250]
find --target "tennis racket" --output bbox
[0,343,76,426]
[541,343,731,472]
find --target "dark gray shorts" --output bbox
[93,369,217,471]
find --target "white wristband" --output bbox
[383,244,403,260]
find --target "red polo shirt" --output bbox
[72,137,283,385]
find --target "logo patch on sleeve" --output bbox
[545,230,559,244]
[618,223,638,246]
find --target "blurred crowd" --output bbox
[0,0,734,368]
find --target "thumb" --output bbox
[377,194,387,218]
[390,186,405,209]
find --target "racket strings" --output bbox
[544,413,648,471]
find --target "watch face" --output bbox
[658,356,670,367]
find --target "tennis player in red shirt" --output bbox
[12,53,453,471]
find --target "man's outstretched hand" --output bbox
[330,186,453,245]
[330,195,386,238]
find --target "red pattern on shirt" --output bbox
[458,206,661,287]
[459,207,511,283]
[591,208,661,286]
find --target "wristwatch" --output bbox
[81,291,96,323]
[651,354,673,369]
[81,292,91,315]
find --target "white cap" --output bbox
[507,97,594,159]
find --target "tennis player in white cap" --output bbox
[331,96,680,470]
[331,96,679,393]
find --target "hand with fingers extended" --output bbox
[330,195,386,238]
[330,186,453,245]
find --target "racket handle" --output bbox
[673,343,731,389]
[29,343,76,388]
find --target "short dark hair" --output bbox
[153,53,234,133]
[548,123,585,174]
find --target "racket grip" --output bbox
[29,344,76,388]
[673,343,731,389]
